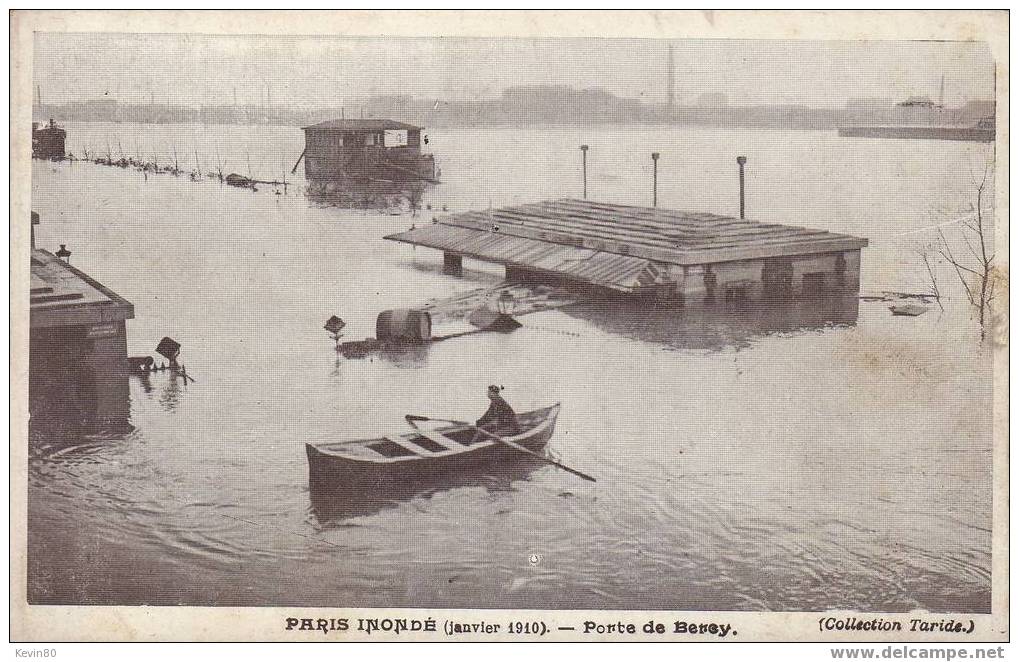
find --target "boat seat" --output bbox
[405,427,468,452]
[380,431,462,456]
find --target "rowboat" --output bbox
[305,404,561,492]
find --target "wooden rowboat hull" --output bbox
[306,404,560,495]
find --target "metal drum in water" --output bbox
[375,309,431,341]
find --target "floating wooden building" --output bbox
[385,199,868,301]
[299,119,436,184]
[30,241,134,427]
[32,119,66,160]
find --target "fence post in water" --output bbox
[651,152,660,208]
[737,155,747,220]
[580,144,589,199]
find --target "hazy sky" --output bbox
[33,33,995,108]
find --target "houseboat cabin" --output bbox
[301,119,436,183]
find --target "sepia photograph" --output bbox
[10,9,1008,645]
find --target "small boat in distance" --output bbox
[224,172,257,189]
[889,303,929,317]
[306,404,561,491]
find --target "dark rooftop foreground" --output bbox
[31,248,134,328]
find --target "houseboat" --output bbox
[299,118,437,184]
[32,119,66,160]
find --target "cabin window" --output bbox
[331,133,344,148]
[384,130,409,147]
[366,133,379,146]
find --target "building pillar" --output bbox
[442,252,463,277]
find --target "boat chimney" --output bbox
[736,155,747,219]
[651,152,660,208]
[580,145,589,199]
[55,244,72,263]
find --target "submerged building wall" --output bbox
[668,249,862,303]
[30,247,134,429]
[503,249,862,303]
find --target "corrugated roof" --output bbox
[302,119,423,132]
[389,198,867,268]
[386,224,668,291]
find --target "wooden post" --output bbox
[651,152,660,208]
[737,155,747,220]
[580,144,589,199]
[443,252,463,277]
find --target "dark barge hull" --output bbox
[32,126,67,160]
[305,157,438,185]
[838,125,994,143]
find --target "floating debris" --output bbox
[889,303,929,317]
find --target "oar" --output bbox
[405,415,595,482]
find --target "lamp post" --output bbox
[580,144,589,199]
[736,155,747,220]
[651,152,660,208]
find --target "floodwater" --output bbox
[27,122,993,611]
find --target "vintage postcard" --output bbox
[9,10,1009,646]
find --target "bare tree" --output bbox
[917,241,944,311]
[936,163,997,340]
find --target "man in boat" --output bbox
[474,385,521,438]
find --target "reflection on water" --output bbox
[561,293,860,352]
[305,180,429,214]
[376,342,431,368]
[310,456,546,523]
[155,371,188,412]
